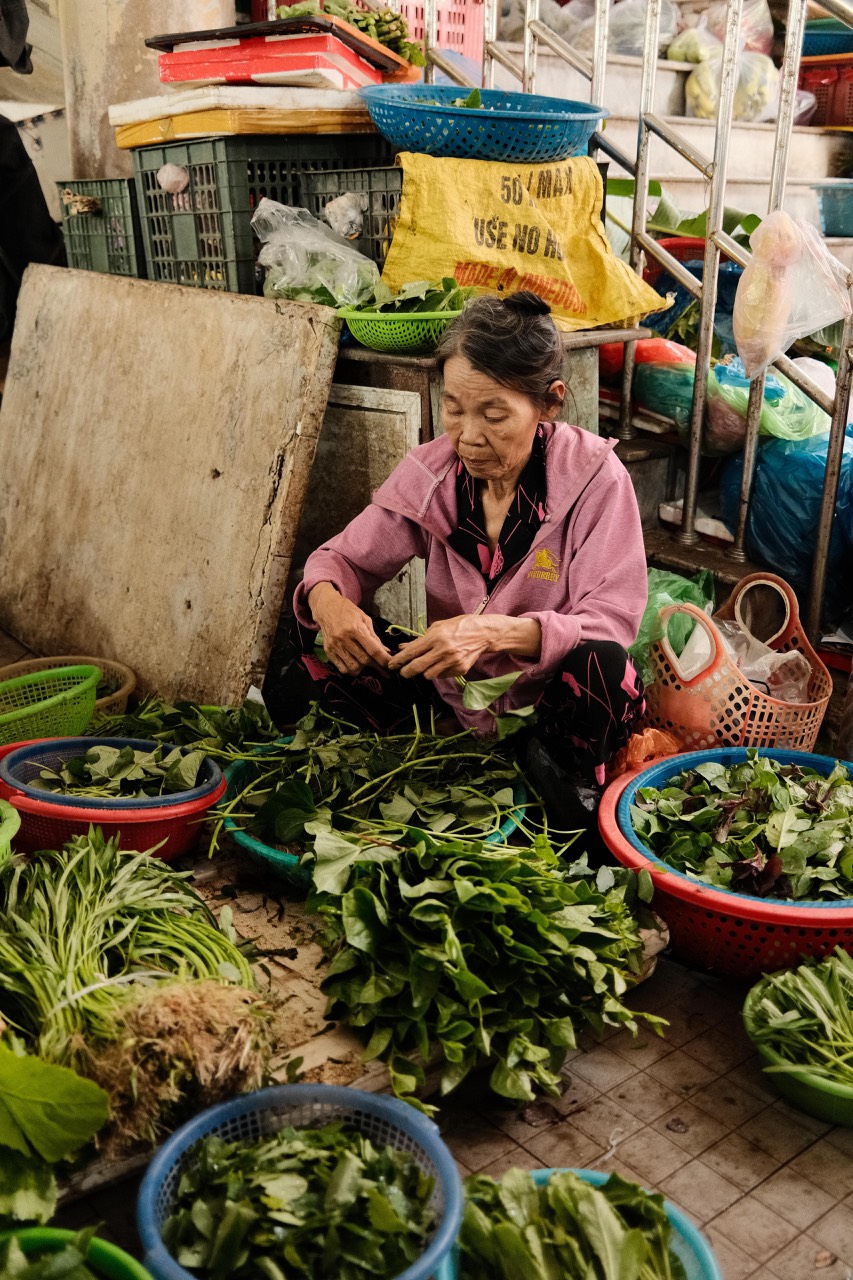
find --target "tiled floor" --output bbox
[56,956,853,1279]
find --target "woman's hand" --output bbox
[307,582,391,676]
[388,614,541,680]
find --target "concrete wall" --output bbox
[58,0,236,178]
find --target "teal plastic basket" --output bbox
[222,738,528,889]
[435,1168,722,1280]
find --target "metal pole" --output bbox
[524,0,539,94]
[678,0,744,546]
[807,313,853,637]
[483,0,499,88]
[590,0,610,109]
[732,0,809,562]
[423,0,437,83]
[617,0,662,441]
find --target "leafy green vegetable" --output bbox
[0,1043,109,1162]
[0,798,19,867]
[457,1168,687,1280]
[86,695,279,760]
[213,707,529,858]
[0,1151,58,1228]
[162,1122,435,1280]
[276,0,426,64]
[631,751,853,900]
[309,823,661,1108]
[0,1227,100,1278]
[352,277,476,316]
[746,947,853,1088]
[31,743,206,799]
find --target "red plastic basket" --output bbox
[0,740,226,861]
[799,54,853,126]
[599,769,853,979]
[642,236,732,289]
[397,0,485,61]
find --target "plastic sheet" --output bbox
[251,197,379,307]
[629,567,715,686]
[720,428,853,623]
[733,211,852,380]
[705,358,830,455]
[634,362,696,431]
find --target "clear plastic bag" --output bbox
[667,21,721,64]
[715,620,812,703]
[706,0,774,55]
[705,358,830,455]
[573,0,678,57]
[733,211,852,379]
[251,197,379,308]
[686,49,780,122]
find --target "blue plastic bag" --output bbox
[720,427,853,622]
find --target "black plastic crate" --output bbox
[303,166,403,267]
[132,134,394,293]
[56,178,145,277]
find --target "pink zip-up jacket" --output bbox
[294,421,647,731]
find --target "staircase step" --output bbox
[494,47,691,117]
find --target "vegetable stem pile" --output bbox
[162,1123,436,1280]
[631,751,853,899]
[746,947,853,1088]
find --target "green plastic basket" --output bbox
[0,1228,153,1280]
[0,664,101,745]
[340,308,462,354]
[222,739,528,892]
[743,981,853,1127]
[57,178,146,277]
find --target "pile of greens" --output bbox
[162,1122,435,1280]
[631,751,853,899]
[85,695,278,761]
[355,277,476,315]
[746,947,853,1088]
[457,1168,686,1280]
[277,1,425,65]
[309,822,660,1107]
[30,743,206,800]
[213,708,528,856]
[0,827,272,1150]
[0,1229,103,1278]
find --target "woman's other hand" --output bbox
[307,582,392,676]
[388,614,541,680]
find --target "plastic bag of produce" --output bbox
[733,211,851,379]
[667,21,722,63]
[573,0,678,56]
[634,361,696,430]
[720,428,853,622]
[706,357,830,455]
[629,566,715,686]
[251,198,379,307]
[706,0,774,55]
[686,50,780,122]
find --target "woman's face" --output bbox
[442,355,558,482]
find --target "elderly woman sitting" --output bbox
[265,292,648,828]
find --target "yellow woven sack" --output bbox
[381,153,668,332]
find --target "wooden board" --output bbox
[0,266,340,704]
[290,383,426,632]
[114,107,376,147]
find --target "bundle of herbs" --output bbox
[212,708,529,860]
[308,822,660,1108]
[0,1228,105,1277]
[30,743,206,800]
[457,1167,687,1280]
[745,947,853,1088]
[86,695,278,761]
[0,828,273,1151]
[162,1122,436,1280]
[277,1,426,65]
[631,751,853,899]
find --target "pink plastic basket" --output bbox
[397,1,485,61]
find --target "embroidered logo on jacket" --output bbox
[527,548,561,582]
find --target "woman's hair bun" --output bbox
[502,290,551,316]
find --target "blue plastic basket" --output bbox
[616,746,853,910]
[137,1084,463,1280]
[222,738,529,890]
[812,181,853,237]
[803,20,853,56]
[435,1168,721,1280]
[359,85,608,162]
[0,737,223,810]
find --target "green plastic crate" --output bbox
[56,178,145,277]
[132,135,393,293]
[303,166,402,267]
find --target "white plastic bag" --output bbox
[667,20,721,64]
[733,211,852,379]
[686,49,779,122]
[716,620,812,703]
[251,197,379,308]
[707,0,774,56]
[573,0,678,57]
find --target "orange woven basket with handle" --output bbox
[643,573,832,752]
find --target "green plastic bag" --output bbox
[630,567,715,686]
